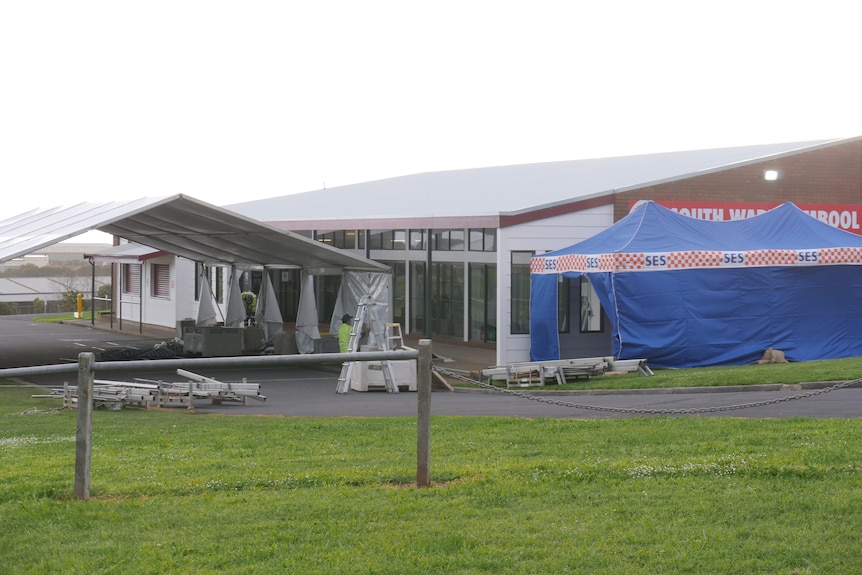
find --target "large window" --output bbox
[409,262,426,332]
[122,263,141,296]
[317,230,358,249]
[430,262,464,338]
[431,229,465,251]
[151,263,171,298]
[316,274,342,323]
[409,229,426,250]
[469,263,497,342]
[410,261,465,338]
[274,269,300,323]
[214,266,224,303]
[367,229,406,250]
[510,252,533,334]
[380,261,406,326]
[469,228,497,252]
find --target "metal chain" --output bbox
[432,366,862,415]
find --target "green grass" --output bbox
[456,356,862,391]
[1,381,861,574]
[31,312,95,322]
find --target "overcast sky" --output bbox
[2,0,859,226]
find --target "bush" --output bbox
[0,301,18,315]
[32,298,46,314]
[59,290,88,313]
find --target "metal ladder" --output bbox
[335,297,399,394]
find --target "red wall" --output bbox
[613,140,862,220]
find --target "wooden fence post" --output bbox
[417,339,431,487]
[74,352,95,500]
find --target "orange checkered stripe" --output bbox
[743,249,799,267]
[530,257,546,273]
[818,247,862,265]
[666,251,724,269]
[532,248,862,274]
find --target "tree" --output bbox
[32,298,46,314]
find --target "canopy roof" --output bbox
[0,194,387,272]
[532,201,862,275]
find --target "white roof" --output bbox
[0,194,386,272]
[227,139,848,228]
[83,243,164,265]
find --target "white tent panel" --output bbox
[295,273,321,354]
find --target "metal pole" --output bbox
[74,352,95,500]
[138,264,143,335]
[425,229,432,338]
[417,339,431,487]
[90,257,96,327]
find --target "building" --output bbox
[228,136,862,365]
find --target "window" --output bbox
[409,229,426,250]
[368,229,406,250]
[317,230,358,249]
[579,277,603,332]
[151,263,170,298]
[431,229,465,251]
[380,261,406,326]
[214,266,224,303]
[469,263,497,342]
[122,264,141,296]
[510,251,533,334]
[469,228,497,252]
[430,262,465,338]
[410,262,426,332]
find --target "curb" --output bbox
[450,380,862,396]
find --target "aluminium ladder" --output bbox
[335,297,399,394]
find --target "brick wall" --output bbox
[614,140,862,220]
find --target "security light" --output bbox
[764,169,779,181]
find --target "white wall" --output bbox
[496,204,614,365]
[121,257,235,331]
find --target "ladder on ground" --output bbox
[335,297,399,394]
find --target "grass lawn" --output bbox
[2,379,861,574]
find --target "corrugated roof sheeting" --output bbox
[0,195,387,271]
[227,139,846,224]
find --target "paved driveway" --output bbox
[2,315,861,418]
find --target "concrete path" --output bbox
[2,315,861,418]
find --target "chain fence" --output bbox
[432,365,862,415]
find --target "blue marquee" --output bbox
[530,201,862,368]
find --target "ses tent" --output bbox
[530,201,862,368]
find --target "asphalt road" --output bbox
[2,315,861,419]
